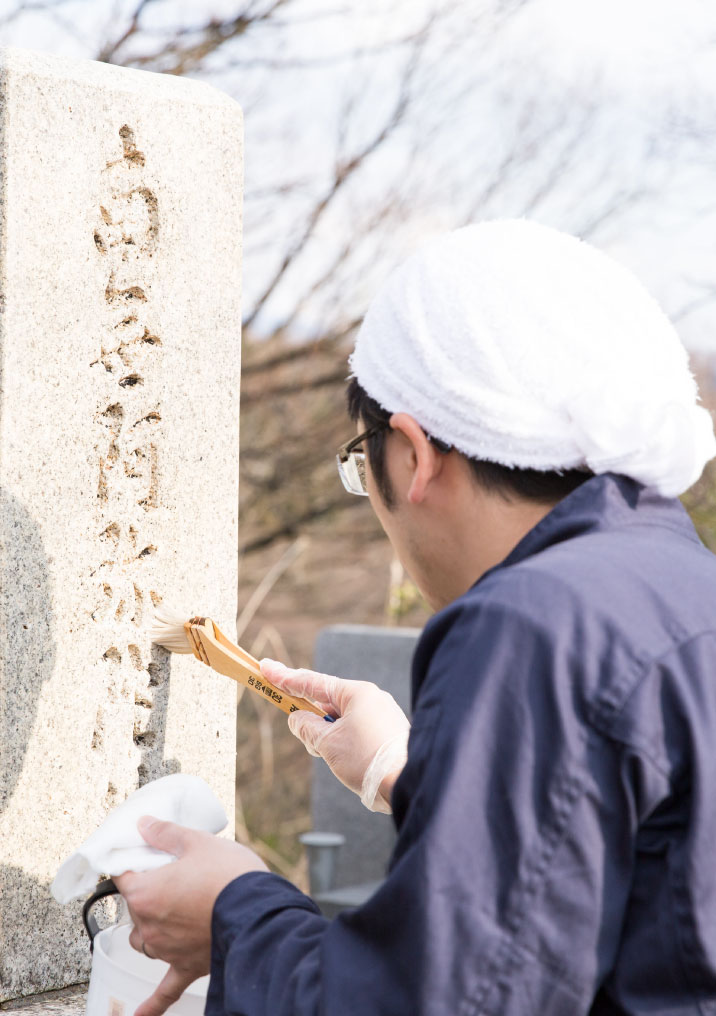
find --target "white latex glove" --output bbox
[261,659,410,814]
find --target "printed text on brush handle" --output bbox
[245,675,335,720]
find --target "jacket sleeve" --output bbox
[208,592,656,1016]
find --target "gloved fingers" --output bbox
[287,710,332,758]
[304,694,337,717]
[261,659,346,711]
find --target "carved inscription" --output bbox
[91,125,164,773]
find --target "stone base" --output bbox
[0,984,87,1014]
[0,46,242,999]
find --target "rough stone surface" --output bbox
[0,47,242,1000]
[310,625,418,891]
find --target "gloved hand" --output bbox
[261,659,410,814]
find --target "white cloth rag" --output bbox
[348,219,716,497]
[51,773,227,904]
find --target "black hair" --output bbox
[346,376,593,509]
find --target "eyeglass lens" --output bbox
[337,450,369,496]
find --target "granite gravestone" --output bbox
[0,47,242,1000]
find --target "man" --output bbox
[117,220,716,1015]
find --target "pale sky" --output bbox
[531,0,716,83]
[1,0,716,352]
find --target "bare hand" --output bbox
[115,816,267,1016]
[261,659,410,810]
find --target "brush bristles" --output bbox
[147,607,194,654]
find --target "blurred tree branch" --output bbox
[98,0,294,71]
[242,29,425,330]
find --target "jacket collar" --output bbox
[483,472,698,579]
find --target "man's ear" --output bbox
[389,413,445,504]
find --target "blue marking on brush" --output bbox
[323,714,336,722]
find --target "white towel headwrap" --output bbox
[348,220,716,497]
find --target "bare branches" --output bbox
[518,109,596,219]
[240,498,360,555]
[0,0,68,28]
[0,0,79,36]
[241,324,358,376]
[98,0,296,72]
[577,186,649,241]
[97,0,159,64]
[212,24,434,71]
[673,282,716,324]
[242,29,425,329]
[241,367,348,405]
[236,536,308,640]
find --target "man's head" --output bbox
[346,376,592,512]
[339,220,716,607]
[348,219,715,497]
[342,377,593,610]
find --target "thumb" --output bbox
[134,965,195,1016]
[137,816,190,858]
[287,711,332,758]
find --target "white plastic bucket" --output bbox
[85,923,209,1016]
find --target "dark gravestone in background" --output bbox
[311,624,419,893]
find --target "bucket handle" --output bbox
[82,877,119,952]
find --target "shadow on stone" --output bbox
[0,487,56,816]
[0,489,66,1000]
[136,642,181,787]
[0,866,90,1002]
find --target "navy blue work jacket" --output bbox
[208,474,716,1015]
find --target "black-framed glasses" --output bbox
[336,424,389,496]
[336,423,452,497]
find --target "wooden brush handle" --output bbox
[191,619,326,719]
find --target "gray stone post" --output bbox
[310,625,419,895]
[0,47,242,1000]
